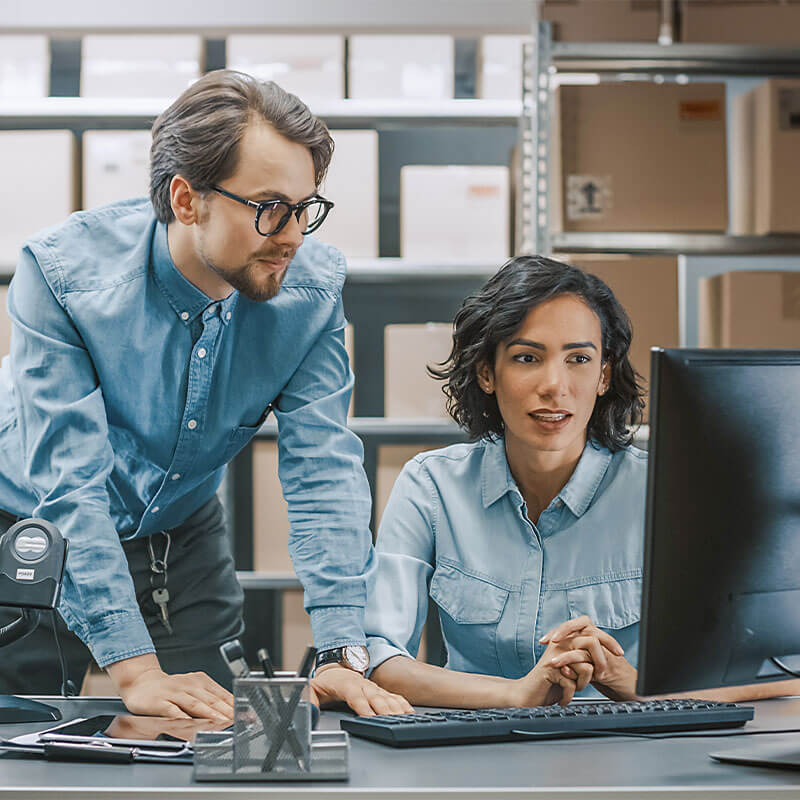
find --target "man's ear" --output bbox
[170,175,202,226]
[598,361,612,396]
[476,361,495,394]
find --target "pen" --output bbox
[297,645,317,678]
[219,639,250,678]
[256,647,275,679]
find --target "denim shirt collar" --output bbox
[151,221,238,326]
[481,436,613,517]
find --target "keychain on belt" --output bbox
[147,532,173,634]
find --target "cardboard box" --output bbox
[732,79,800,235]
[319,130,379,258]
[348,36,454,100]
[551,82,728,233]
[401,165,510,260]
[477,36,529,101]
[0,36,49,97]
[81,35,202,98]
[699,270,800,347]
[384,323,453,419]
[0,286,10,359]
[226,35,344,102]
[282,588,313,671]
[542,1,663,42]
[561,255,680,421]
[252,326,354,572]
[0,131,77,268]
[82,131,152,210]
[375,444,448,527]
[681,1,800,44]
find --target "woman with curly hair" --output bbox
[364,255,792,709]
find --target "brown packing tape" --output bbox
[783,274,800,321]
[679,100,723,122]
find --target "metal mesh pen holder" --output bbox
[194,675,349,781]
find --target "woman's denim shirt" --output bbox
[365,437,647,691]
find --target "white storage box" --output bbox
[0,131,76,268]
[477,36,528,100]
[0,36,49,97]
[400,165,510,260]
[319,130,379,259]
[226,35,344,102]
[348,36,453,100]
[81,35,202,98]
[82,131,152,210]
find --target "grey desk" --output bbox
[2,696,800,798]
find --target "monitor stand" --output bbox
[0,695,61,723]
[710,742,800,770]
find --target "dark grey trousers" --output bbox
[0,496,244,694]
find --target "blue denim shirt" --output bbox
[0,198,375,668]
[365,438,646,694]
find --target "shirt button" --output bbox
[171,473,181,481]
[226,311,231,320]
[187,419,198,430]
[151,506,159,513]
[197,347,207,359]
[180,311,189,321]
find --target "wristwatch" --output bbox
[315,645,370,675]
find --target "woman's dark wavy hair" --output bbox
[429,256,646,452]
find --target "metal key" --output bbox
[152,586,173,634]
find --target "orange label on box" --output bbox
[679,100,723,122]
[468,185,501,197]
[782,274,800,321]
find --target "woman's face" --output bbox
[478,293,610,457]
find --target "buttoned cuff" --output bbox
[80,610,156,669]
[366,637,413,678]
[308,605,366,653]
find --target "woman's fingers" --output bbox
[540,615,594,644]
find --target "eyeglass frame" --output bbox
[211,185,334,237]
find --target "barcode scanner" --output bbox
[0,519,71,722]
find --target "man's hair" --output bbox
[149,69,335,223]
[429,256,646,452]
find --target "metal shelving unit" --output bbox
[531,24,800,256]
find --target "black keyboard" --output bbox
[340,699,754,747]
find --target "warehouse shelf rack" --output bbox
[528,23,800,256]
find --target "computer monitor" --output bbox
[637,348,800,697]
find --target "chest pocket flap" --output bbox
[430,560,510,625]
[566,574,642,630]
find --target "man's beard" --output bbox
[203,248,292,303]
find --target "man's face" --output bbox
[195,118,317,302]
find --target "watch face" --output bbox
[344,645,370,673]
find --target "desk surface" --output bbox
[1,697,800,798]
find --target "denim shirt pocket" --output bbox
[565,573,642,630]
[221,403,273,464]
[430,559,511,674]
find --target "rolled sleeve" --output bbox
[9,244,154,665]
[365,459,436,672]
[273,293,375,644]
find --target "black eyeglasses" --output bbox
[212,186,334,237]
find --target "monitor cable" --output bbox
[51,611,77,698]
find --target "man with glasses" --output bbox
[0,70,411,719]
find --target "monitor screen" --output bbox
[637,348,800,696]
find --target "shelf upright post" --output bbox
[516,12,552,257]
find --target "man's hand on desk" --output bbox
[106,653,233,721]
[541,615,638,702]
[310,664,414,716]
